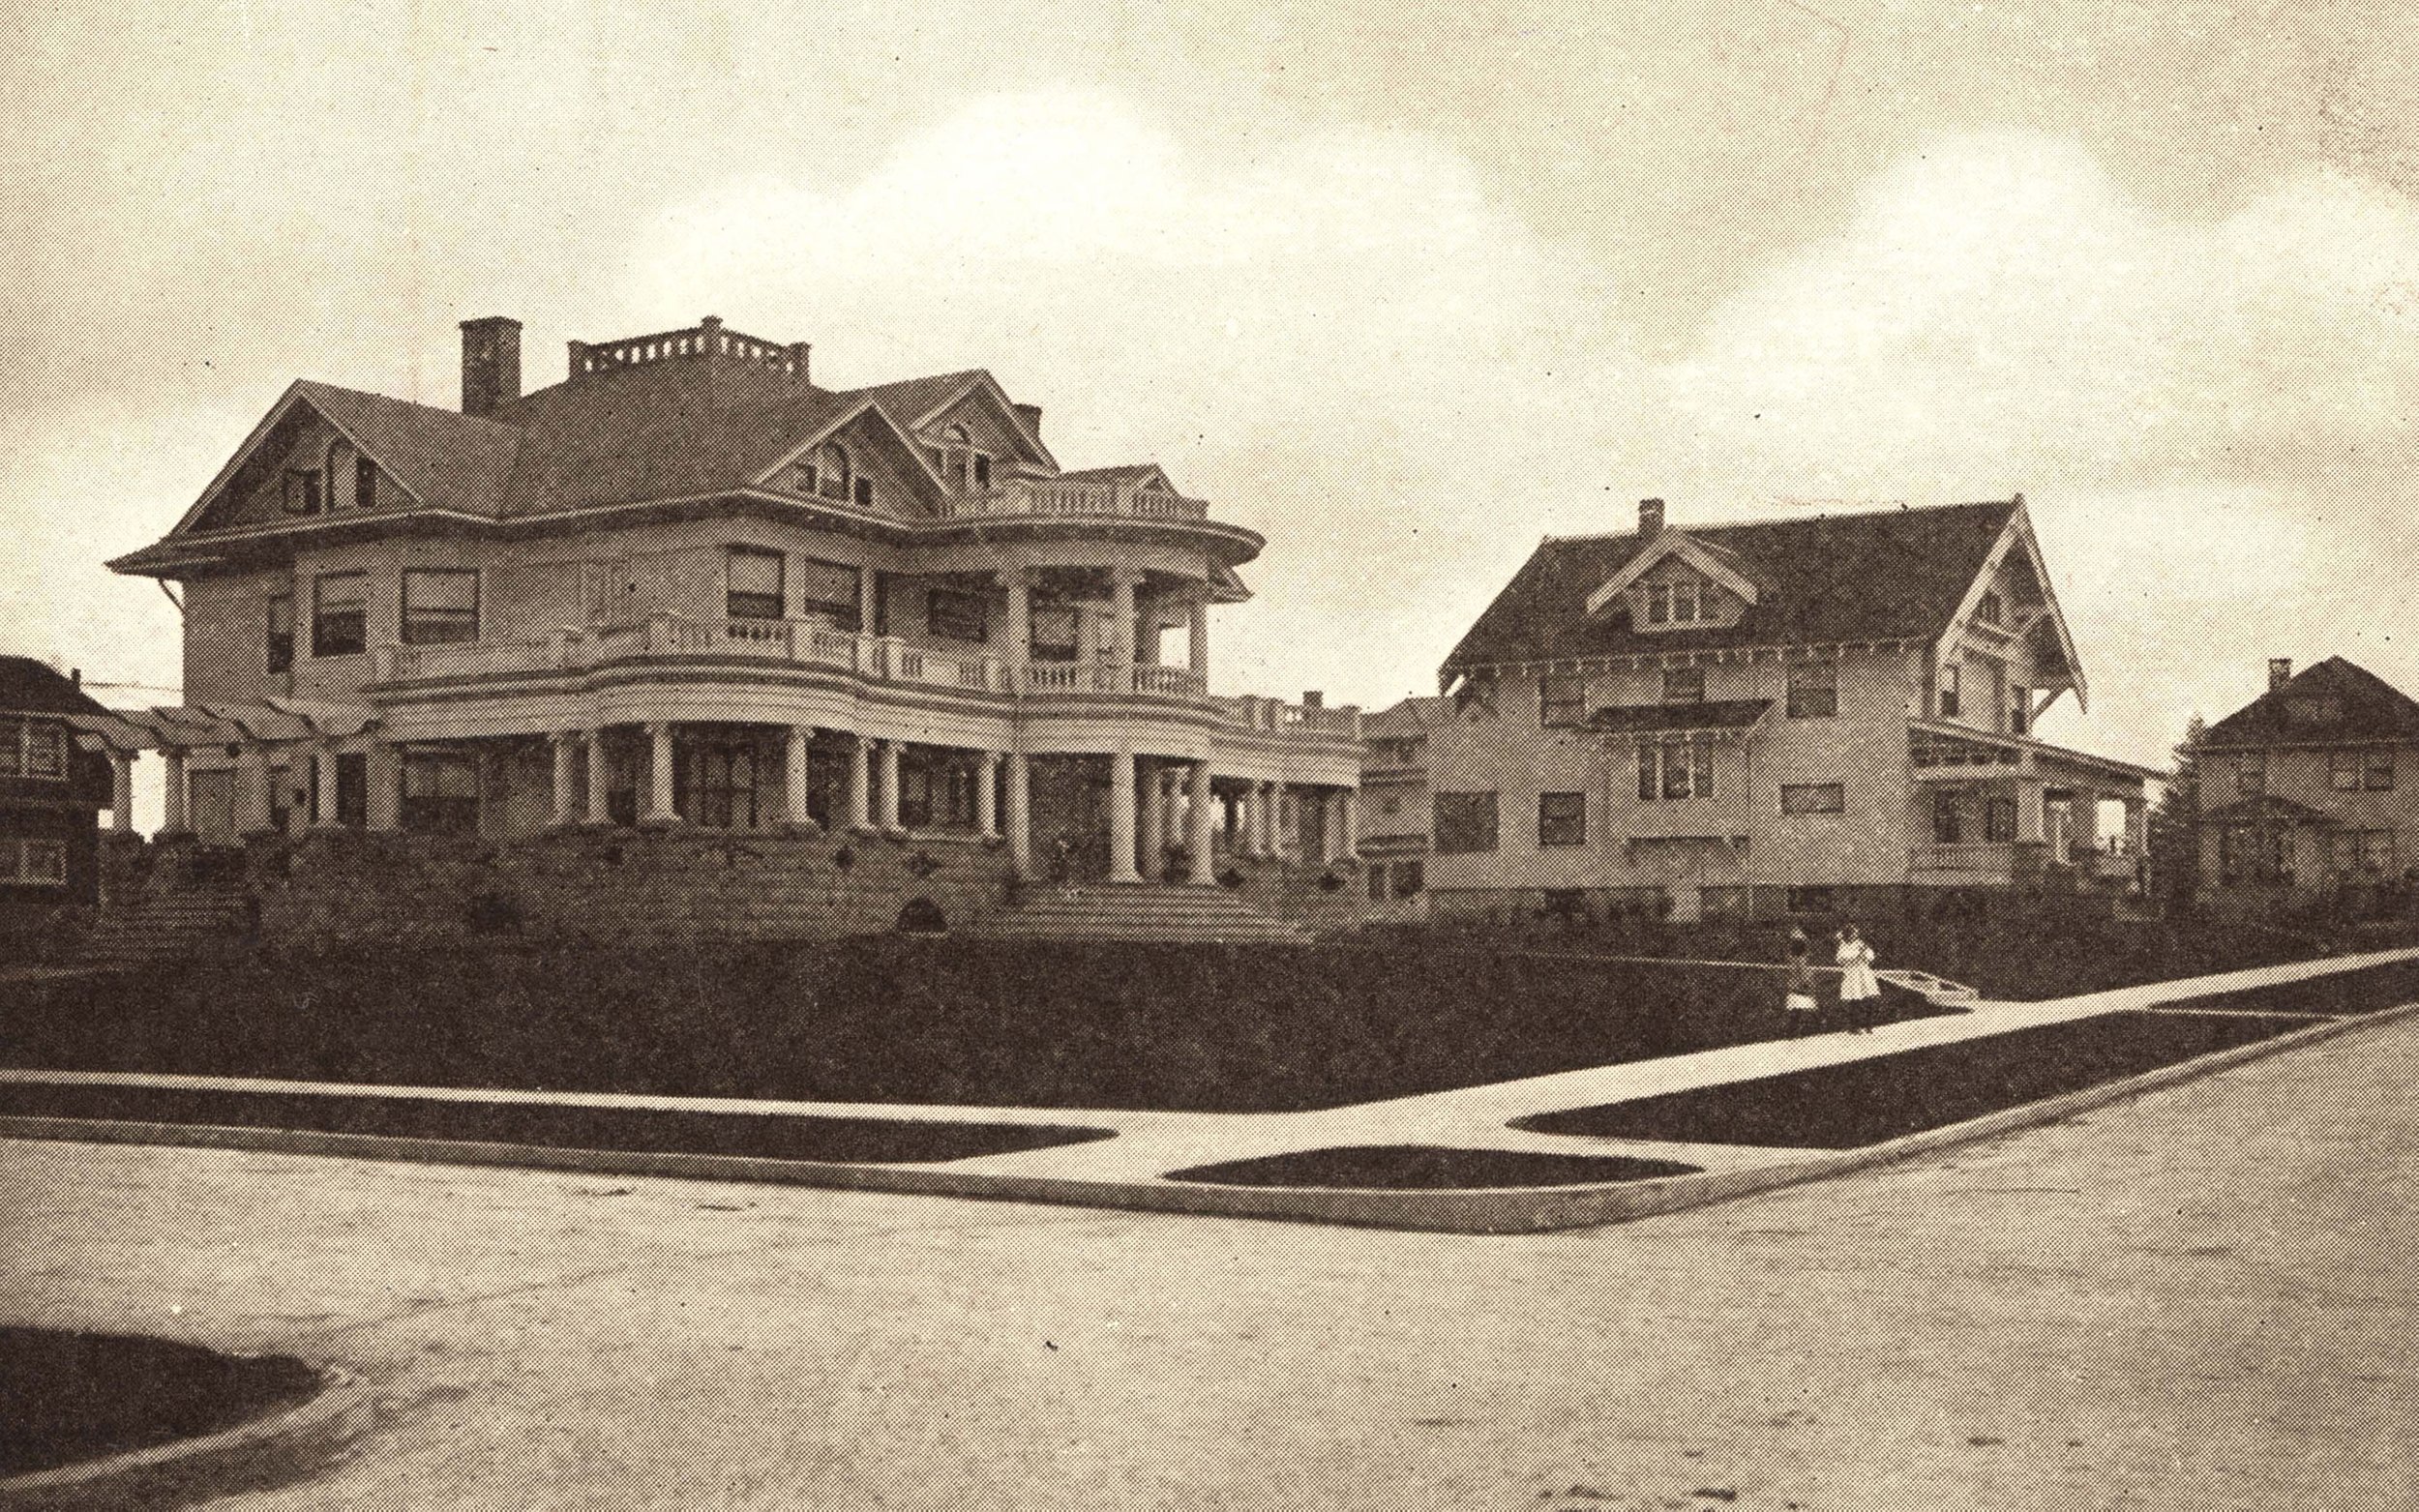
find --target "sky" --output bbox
[7,0,2419,778]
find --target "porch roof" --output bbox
[2201,793,2340,827]
[1906,718,2160,786]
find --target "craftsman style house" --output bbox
[93,315,1361,940]
[2194,656,2419,913]
[1421,496,2156,923]
[0,657,114,927]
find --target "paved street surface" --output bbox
[5,1016,2417,1511]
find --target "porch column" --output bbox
[858,568,881,639]
[976,750,1001,840]
[1187,761,1217,884]
[1000,569,1031,669]
[1110,567,1141,665]
[583,728,613,825]
[1139,757,1166,874]
[311,743,342,829]
[158,750,189,837]
[1339,785,1359,859]
[2016,780,2047,845]
[1005,751,1032,877]
[642,722,680,825]
[549,732,580,827]
[1320,789,1343,863]
[109,751,135,834]
[2124,796,2147,856]
[236,742,275,836]
[366,742,402,832]
[1189,597,1210,678]
[785,726,814,828]
[877,739,903,833]
[1265,781,1286,858]
[1236,784,1262,857]
[1107,746,1142,883]
[847,736,873,831]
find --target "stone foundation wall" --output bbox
[108,826,1017,948]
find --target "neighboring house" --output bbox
[1356,696,1450,914]
[2194,656,2419,913]
[0,657,114,923]
[93,314,1361,931]
[1423,495,2156,923]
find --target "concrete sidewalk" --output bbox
[4,947,2414,1231]
[5,1009,2417,1509]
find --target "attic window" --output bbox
[1641,577,1706,628]
[282,469,323,516]
[800,445,852,503]
[1977,591,2003,627]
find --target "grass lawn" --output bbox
[1165,1145,1702,1190]
[5,940,1936,1114]
[1385,912,2419,1001]
[1515,1009,2317,1149]
[0,1082,1108,1163]
[0,1328,319,1479]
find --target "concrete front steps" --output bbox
[84,881,257,969]
[975,882,1313,943]
[1876,967,1981,1005]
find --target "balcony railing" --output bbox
[930,476,1211,522]
[380,617,1239,702]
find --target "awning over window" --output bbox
[1585,698,1772,741]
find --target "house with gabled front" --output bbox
[2194,656,2419,914]
[1418,495,2157,924]
[0,657,114,929]
[83,314,1364,944]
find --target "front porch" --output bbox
[1908,720,2155,896]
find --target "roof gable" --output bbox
[845,370,1057,471]
[1444,499,2022,675]
[168,382,521,538]
[2202,657,2419,747]
[1581,529,1764,616]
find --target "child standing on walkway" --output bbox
[1783,927,1819,1036]
[1835,924,1881,1033]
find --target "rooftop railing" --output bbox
[568,316,811,380]
[931,476,1211,522]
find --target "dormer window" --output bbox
[1644,578,1707,626]
[934,425,989,493]
[1938,664,1962,719]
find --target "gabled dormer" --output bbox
[1581,499,1765,633]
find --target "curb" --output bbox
[3,997,2412,1234]
[0,1365,370,1511]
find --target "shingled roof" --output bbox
[298,381,523,518]
[0,657,110,718]
[2200,657,2419,748]
[1443,499,2021,673]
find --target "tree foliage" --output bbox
[2146,713,2206,905]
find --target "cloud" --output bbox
[621,91,1640,699]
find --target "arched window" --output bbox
[325,438,357,511]
[935,425,988,491]
[801,443,851,502]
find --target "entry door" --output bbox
[188,768,235,845]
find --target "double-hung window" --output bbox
[1539,675,1586,727]
[2366,749,2396,791]
[2008,683,2029,735]
[795,558,860,630]
[1938,664,1962,719]
[1662,667,1705,704]
[312,573,369,657]
[1538,791,1586,847]
[726,547,785,620]
[928,589,989,643]
[1786,661,1837,719]
[2332,750,2363,791]
[1780,782,1843,815]
[266,595,294,673]
[2238,751,2266,796]
[402,569,480,645]
[4,839,68,885]
[282,469,322,516]
[1434,791,1500,854]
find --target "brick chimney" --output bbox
[2269,658,2293,692]
[1014,402,1043,438]
[460,316,523,417]
[1302,690,1324,709]
[1639,497,1666,538]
